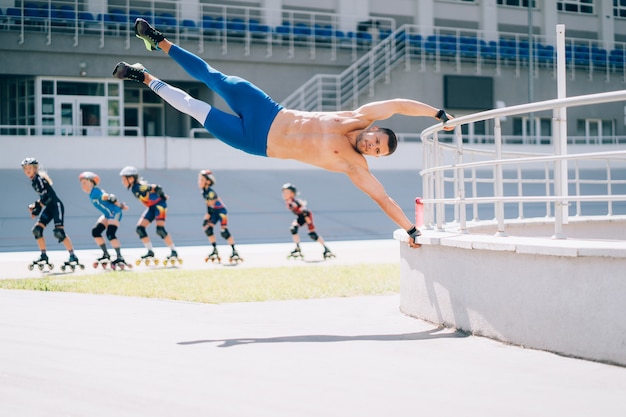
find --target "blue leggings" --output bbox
[169,44,283,157]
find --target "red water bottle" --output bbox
[415,197,424,227]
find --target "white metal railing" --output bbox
[420,89,626,238]
[1,0,392,57]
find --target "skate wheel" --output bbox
[93,262,98,269]
[154,259,159,265]
[61,265,66,272]
[119,264,124,270]
[144,260,149,266]
[49,264,54,270]
[178,259,183,265]
[38,264,44,271]
[79,264,85,270]
[28,264,34,271]
[135,259,141,266]
[111,263,116,270]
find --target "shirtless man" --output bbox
[113,18,453,247]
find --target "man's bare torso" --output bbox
[266,109,372,172]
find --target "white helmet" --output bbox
[200,169,216,185]
[79,171,100,185]
[119,166,139,176]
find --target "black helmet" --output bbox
[21,157,39,167]
[200,169,216,185]
[281,183,297,193]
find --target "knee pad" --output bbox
[53,227,66,243]
[106,225,118,241]
[92,223,106,238]
[156,225,168,239]
[205,225,214,237]
[32,225,44,239]
[136,225,148,239]
[308,231,319,241]
[220,228,231,240]
[290,225,299,235]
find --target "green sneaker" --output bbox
[112,62,147,83]
[134,18,164,51]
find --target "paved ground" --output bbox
[1,239,626,416]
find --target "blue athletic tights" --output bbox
[168,44,283,156]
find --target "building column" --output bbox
[480,0,498,42]
[261,0,283,28]
[413,0,434,37]
[597,1,615,50]
[337,0,369,33]
[541,2,558,40]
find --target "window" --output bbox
[497,0,536,7]
[512,117,552,144]
[614,0,626,18]
[575,119,615,144]
[557,0,594,14]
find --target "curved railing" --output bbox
[419,89,626,238]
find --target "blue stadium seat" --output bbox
[425,35,437,55]
[438,35,457,57]
[609,49,624,69]
[226,17,246,37]
[591,47,607,68]
[293,22,312,41]
[408,33,422,47]
[459,36,478,58]
[155,13,176,31]
[314,24,333,43]
[498,38,517,61]
[480,40,497,60]
[248,19,270,39]
[536,44,554,64]
[573,44,590,66]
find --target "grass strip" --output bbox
[0,264,399,304]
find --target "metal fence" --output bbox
[419,89,626,238]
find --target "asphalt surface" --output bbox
[1,288,626,417]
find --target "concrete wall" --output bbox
[0,135,428,171]
[394,222,626,366]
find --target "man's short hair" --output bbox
[380,127,398,156]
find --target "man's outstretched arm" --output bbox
[356,99,437,120]
[346,165,420,247]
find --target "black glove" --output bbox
[29,202,42,216]
[407,225,421,244]
[154,185,167,200]
[435,109,451,123]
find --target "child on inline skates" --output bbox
[21,158,81,271]
[198,169,241,263]
[119,166,179,265]
[78,171,130,269]
[281,183,335,260]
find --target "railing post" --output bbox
[434,132,445,231]
[553,23,568,239]
[455,126,467,233]
[494,117,507,236]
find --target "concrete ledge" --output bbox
[394,222,626,366]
